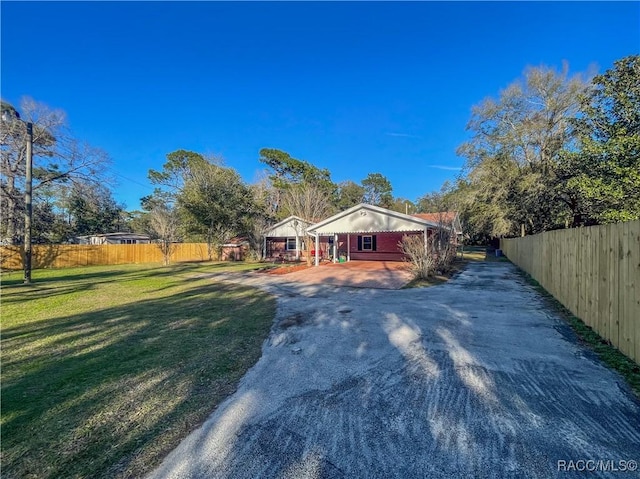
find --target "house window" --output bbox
[357,235,376,251]
[286,238,297,250]
[120,239,135,244]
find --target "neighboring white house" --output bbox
[74,232,151,245]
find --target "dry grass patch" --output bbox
[403,246,491,288]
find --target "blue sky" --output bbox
[2,1,638,210]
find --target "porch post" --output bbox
[315,234,320,266]
[263,235,267,260]
[333,233,338,263]
[295,235,299,260]
[423,228,428,254]
[347,234,351,262]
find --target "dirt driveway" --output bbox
[282,260,413,289]
[150,262,640,479]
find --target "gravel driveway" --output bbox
[150,262,640,479]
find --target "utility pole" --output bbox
[24,122,33,284]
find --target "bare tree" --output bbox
[1,97,110,244]
[456,63,591,236]
[399,235,435,280]
[400,231,457,280]
[149,205,178,266]
[281,183,334,265]
[251,171,280,219]
[246,175,279,259]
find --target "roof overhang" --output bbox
[307,203,440,235]
[264,215,313,237]
[85,233,151,240]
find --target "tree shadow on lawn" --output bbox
[1,267,132,288]
[1,282,104,305]
[1,262,260,303]
[0,261,255,287]
[1,268,164,304]
[1,281,276,479]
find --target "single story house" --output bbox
[306,203,442,266]
[74,232,151,245]
[262,205,451,265]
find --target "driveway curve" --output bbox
[150,262,640,479]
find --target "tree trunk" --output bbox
[207,228,214,261]
[3,175,21,244]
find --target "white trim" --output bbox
[423,227,428,253]
[263,215,312,235]
[314,234,319,266]
[361,234,373,251]
[285,237,297,250]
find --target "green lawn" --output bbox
[1,262,276,479]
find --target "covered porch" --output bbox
[306,204,439,266]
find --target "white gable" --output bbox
[264,216,312,237]
[308,204,436,235]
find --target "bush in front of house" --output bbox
[399,235,456,279]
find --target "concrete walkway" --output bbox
[150,262,640,479]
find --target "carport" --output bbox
[306,203,440,266]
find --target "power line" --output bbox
[112,172,154,191]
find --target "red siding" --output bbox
[331,232,424,262]
[266,238,287,258]
[268,232,428,262]
[350,251,405,261]
[265,237,331,260]
[221,245,248,261]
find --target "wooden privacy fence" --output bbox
[501,221,640,363]
[0,243,216,270]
